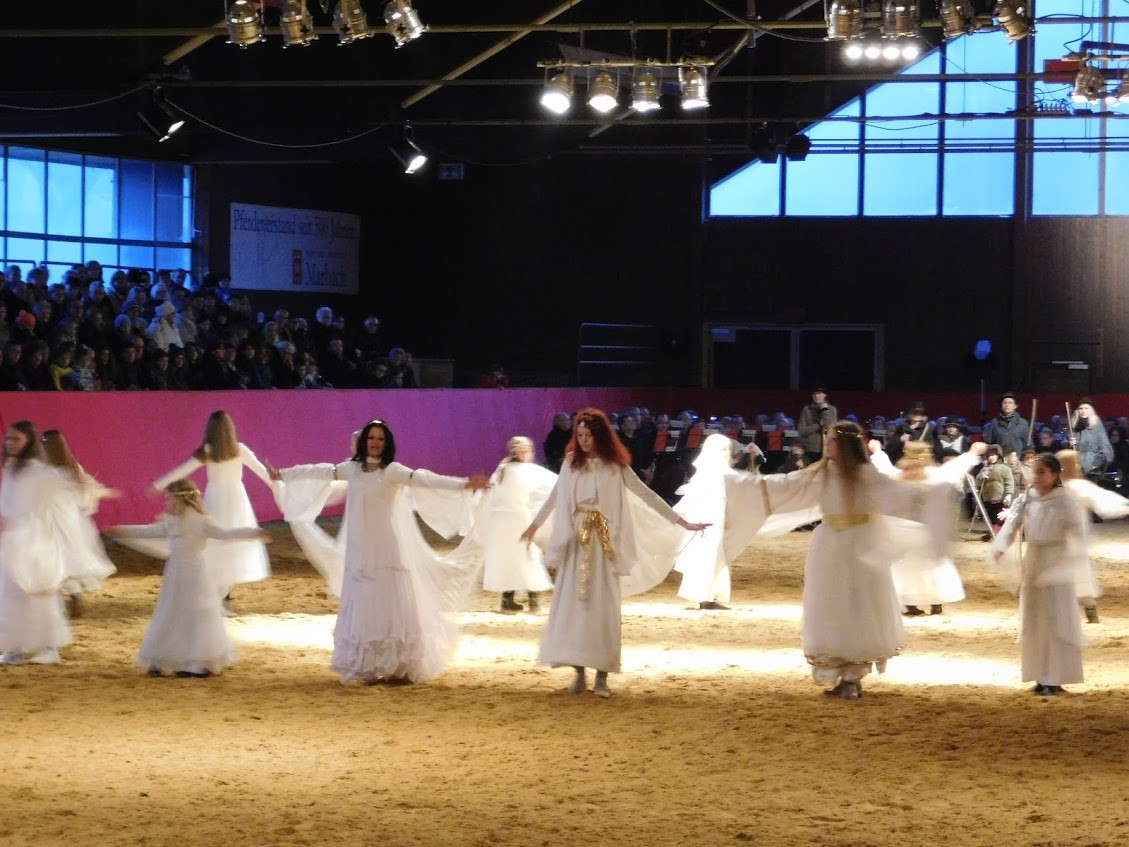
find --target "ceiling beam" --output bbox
[162,18,227,65]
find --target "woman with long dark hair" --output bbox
[521,409,708,699]
[152,410,272,614]
[269,419,489,685]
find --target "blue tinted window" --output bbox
[157,247,192,274]
[120,160,155,241]
[785,100,861,216]
[47,152,83,237]
[156,163,191,241]
[82,242,118,269]
[84,158,118,239]
[47,239,82,265]
[709,161,781,216]
[7,148,45,234]
[120,244,154,271]
[7,237,44,266]
[1106,117,1129,215]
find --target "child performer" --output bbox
[520,409,709,699]
[41,429,120,617]
[1055,449,1129,624]
[479,437,556,613]
[992,453,1090,696]
[152,410,272,615]
[107,480,269,678]
[268,419,490,686]
[0,421,73,665]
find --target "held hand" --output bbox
[678,518,711,532]
[1003,495,1013,507]
[519,524,538,546]
[992,550,1004,561]
[104,488,124,500]
[465,473,491,491]
[104,526,120,536]
[265,462,282,482]
[900,433,910,443]
[746,442,763,457]
[147,486,163,499]
[969,442,988,457]
[867,439,882,455]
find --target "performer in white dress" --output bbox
[41,429,119,617]
[1055,449,1129,624]
[869,440,985,617]
[0,421,73,666]
[479,437,556,613]
[992,453,1091,695]
[152,410,272,614]
[108,480,269,678]
[269,419,490,686]
[521,409,708,699]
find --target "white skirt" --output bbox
[539,527,622,673]
[482,510,553,593]
[891,556,966,606]
[205,482,270,591]
[332,564,458,684]
[1019,582,1085,686]
[0,567,71,653]
[138,559,235,674]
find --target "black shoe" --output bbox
[1084,605,1100,624]
[824,682,845,697]
[902,605,926,617]
[67,594,83,619]
[1031,683,1045,694]
[699,601,731,611]
[839,681,862,700]
[930,605,944,616]
[500,598,523,612]
[147,667,163,678]
[221,597,237,618]
[175,670,212,679]
[1034,684,1062,696]
[527,593,541,614]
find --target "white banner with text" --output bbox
[230,203,360,294]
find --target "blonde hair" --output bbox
[1054,449,1082,481]
[496,436,534,483]
[896,440,937,482]
[165,479,207,515]
[193,410,239,463]
[41,429,87,483]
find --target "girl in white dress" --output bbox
[992,453,1091,695]
[108,480,269,678]
[41,429,119,617]
[152,410,272,615]
[481,436,556,613]
[269,420,490,686]
[0,421,73,665]
[521,409,708,699]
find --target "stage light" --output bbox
[334,0,373,44]
[1108,74,1129,106]
[1072,64,1106,105]
[843,42,865,60]
[588,71,619,113]
[631,71,661,112]
[902,41,921,60]
[882,0,921,38]
[137,92,185,143]
[680,66,709,110]
[226,0,265,48]
[882,43,902,60]
[540,72,573,114]
[827,0,864,40]
[391,134,427,174]
[784,135,811,161]
[384,0,426,48]
[993,0,1032,41]
[864,42,882,59]
[280,0,318,47]
[938,0,977,40]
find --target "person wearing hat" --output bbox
[146,301,184,353]
[1067,398,1114,480]
[976,444,1014,537]
[885,401,935,464]
[982,392,1032,458]
[935,418,970,462]
[797,386,837,464]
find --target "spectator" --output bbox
[48,341,76,390]
[319,337,356,388]
[249,344,274,390]
[147,302,184,352]
[976,444,1014,536]
[1067,398,1114,479]
[311,306,337,357]
[117,338,148,390]
[542,412,572,473]
[481,363,510,389]
[147,348,170,390]
[23,340,53,390]
[982,392,1032,457]
[387,347,417,388]
[885,401,935,464]
[271,341,301,389]
[95,345,119,391]
[354,315,382,361]
[797,386,837,464]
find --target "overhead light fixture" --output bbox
[384,0,426,48]
[826,0,864,41]
[881,0,921,38]
[226,0,265,48]
[882,43,902,60]
[1072,64,1106,104]
[137,92,185,143]
[334,0,373,44]
[938,0,977,40]
[680,66,709,110]
[588,71,619,114]
[843,42,865,60]
[784,135,811,162]
[280,0,318,47]
[901,41,921,60]
[540,72,573,114]
[1108,73,1129,106]
[631,71,661,112]
[390,132,428,174]
[993,0,1033,41]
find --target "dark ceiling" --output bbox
[0,1,949,167]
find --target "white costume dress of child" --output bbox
[152,443,272,593]
[117,510,266,674]
[280,460,475,684]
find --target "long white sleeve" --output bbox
[621,466,681,524]
[152,457,204,492]
[239,443,274,488]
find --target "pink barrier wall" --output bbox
[1,388,1118,527]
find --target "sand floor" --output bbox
[2,519,1129,847]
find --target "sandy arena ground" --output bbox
[2,518,1129,847]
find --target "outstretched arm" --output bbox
[151,457,204,493]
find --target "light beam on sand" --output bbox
[229,613,335,650]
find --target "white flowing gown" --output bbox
[280,460,472,684]
[152,443,272,593]
[479,462,557,593]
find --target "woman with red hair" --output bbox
[521,409,708,699]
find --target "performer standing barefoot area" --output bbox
[521,409,709,700]
[269,419,489,686]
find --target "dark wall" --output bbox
[703,217,1016,392]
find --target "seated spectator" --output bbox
[271,341,301,389]
[23,340,53,390]
[250,344,274,390]
[147,348,170,390]
[481,363,510,389]
[300,360,332,389]
[117,338,148,391]
[12,309,38,344]
[78,308,110,351]
[355,357,390,388]
[201,341,239,390]
[49,342,76,390]
[0,345,22,391]
[543,412,572,473]
[147,302,184,352]
[0,302,10,350]
[778,442,808,473]
[95,345,119,390]
[312,306,337,356]
[387,347,418,388]
[319,337,356,388]
[354,314,382,361]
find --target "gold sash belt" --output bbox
[824,513,871,531]
[576,504,616,601]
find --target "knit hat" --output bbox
[158,301,176,317]
[15,310,35,329]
